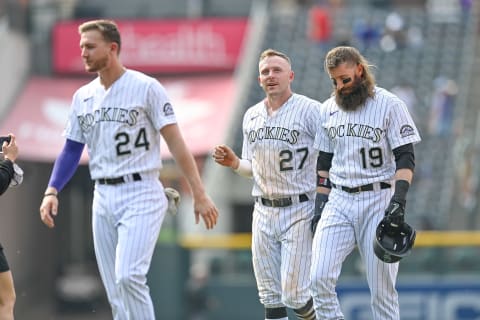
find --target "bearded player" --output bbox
[310,46,421,319]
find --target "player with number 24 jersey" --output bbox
[65,69,176,179]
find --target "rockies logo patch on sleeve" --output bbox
[400,125,415,138]
[163,102,174,116]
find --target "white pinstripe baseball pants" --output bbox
[310,187,400,320]
[252,198,314,310]
[92,174,167,320]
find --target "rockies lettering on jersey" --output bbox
[247,126,300,144]
[78,107,139,130]
[327,123,384,142]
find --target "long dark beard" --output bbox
[335,77,371,111]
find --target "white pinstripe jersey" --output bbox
[64,69,177,179]
[314,86,421,187]
[241,93,322,197]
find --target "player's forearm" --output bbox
[169,142,206,198]
[181,163,207,199]
[162,124,204,195]
[394,168,413,184]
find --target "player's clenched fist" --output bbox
[212,145,238,169]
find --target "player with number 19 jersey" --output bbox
[315,87,421,188]
[64,69,176,179]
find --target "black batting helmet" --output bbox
[373,219,416,263]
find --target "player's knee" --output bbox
[310,273,326,291]
[116,271,144,291]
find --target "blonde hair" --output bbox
[78,19,122,53]
[259,48,292,66]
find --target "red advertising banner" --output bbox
[53,18,249,74]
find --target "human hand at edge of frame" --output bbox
[39,192,59,228]
[384,198,405,228]
[2,133,18,162]
[193,193,219,230]
[311,193,329,234]
[212,145,238,169]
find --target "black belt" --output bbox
[331,182,391,193]
[96,173,142,185]
[258,194,309,207]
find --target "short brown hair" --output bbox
[78,19,122,53]
[259,48,292,66]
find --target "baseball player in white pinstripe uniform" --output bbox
[39,19,219,320]
[310,46,421,319]
[213,49,317,320]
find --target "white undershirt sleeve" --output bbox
[234,158,253,178]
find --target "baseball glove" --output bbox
[165,187,180,216]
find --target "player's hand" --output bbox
[39,193,59,228]
[311,193,328,234]
[384,199,405,227]
[2,133,18,162]
[193,193,219,230]
[212,145,238,169]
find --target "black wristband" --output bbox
[317,176,332,189]
[393,180,409,205]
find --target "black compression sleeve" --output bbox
[317,151,334,171]
[393,143,415,171]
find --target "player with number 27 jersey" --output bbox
[242,93,322,198]
[65,69,176,179]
